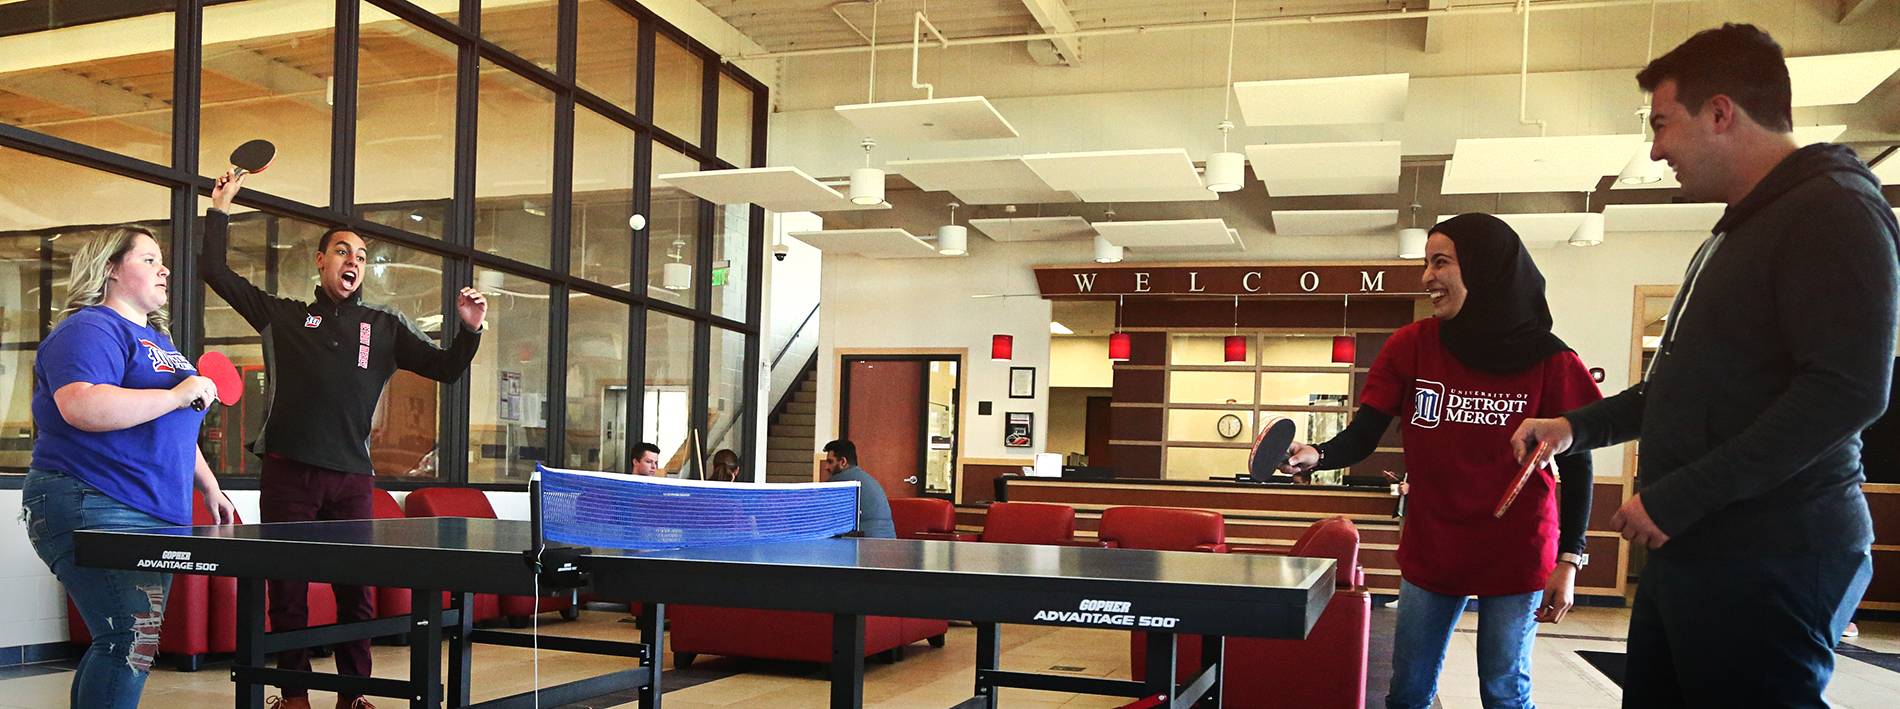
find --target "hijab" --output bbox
[1430,213,1571,373]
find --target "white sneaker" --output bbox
[1841,622,1859,640]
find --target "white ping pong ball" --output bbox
[628,214,647,231]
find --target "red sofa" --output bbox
[66,491,337,671]
[890,497,976,541]
[1128,516,1371,708]
[978,502,1107,547]
[1096,506,1229,553]
[667,605,948,668]
[402,487,568,625]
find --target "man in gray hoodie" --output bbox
[1513,24,1897,708]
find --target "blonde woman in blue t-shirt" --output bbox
[21,226,235,709]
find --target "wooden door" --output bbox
[842,359,924,499]
[1085,396,1113,468]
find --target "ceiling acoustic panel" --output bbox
[1022,149,1210,203]
[1601,203,1726,233]
[833,96,1021,142]
[1233,73,1408,126]
[967,216,1097,242]
[1093,218,1241,251]
[889,156,1078,204]
[787,229,943,259]
[1786,50,1900,107]
[1440,134,1644,195]
[657,167,891,212]
[1610,126,1848,191]
[1247,141,1401,196]
[1271,209,1399,236]
[1437,213,1588,248]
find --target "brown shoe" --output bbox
[339,698,377,709]
[265,697,312,709]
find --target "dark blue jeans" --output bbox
[22,468,173,709]
[1624,550,1873,708]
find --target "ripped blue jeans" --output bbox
[23,468,172,709]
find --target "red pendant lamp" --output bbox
[1224,296,1247,362]
[1332,294,1356,364]
[991,334,1013,361]
[1108,295,1132,362]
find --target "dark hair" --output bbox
[1636,23,1791,133]
[822,439,856,465]
[634,442,662,459]
[317,227,362,254]
[710,449,741,481]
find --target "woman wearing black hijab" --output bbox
[1282,213,1602,709]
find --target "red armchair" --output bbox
[67,491,337,671]
[978,502,1107,547]
[1096,506,1229,553]
[402,487,568,625]
[1128,517,1370,709]
[889,497,976,541]
[667,605,948,668]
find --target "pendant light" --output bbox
[661,198,691,290]
[1397,167,1428,259]
[1108,295,1132,362]
[1570,192,1604,247]
[936,202,967,256]
[1331,294,1356,364]
[1224,295,1247,362]
[1094,209,1123,263]
[991,334,1013,361]
[849,137,884,205]
[1618,0,1666,185]
[1204,0,1245,193]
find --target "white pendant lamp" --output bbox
[1620,5,1666,186]
[1093,235,1123,264]
[1398,228,1429,259]
[935,202,967,256]
[1570,192,1604,247]
[662,238,692,289]
[849,137,883,205]
[1205,1,1245,193]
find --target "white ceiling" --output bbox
[1247,141,1401,197]
[1611,125,1850,192]
[1437,212,1589,248]
[1441,134,1645,195]
[1095,218,1243,251]
[656,167,891,212]
[1022,149,1217,203]
[1786,50,1900,107]
[1601,203,1726,233]
[890,156,1079,204]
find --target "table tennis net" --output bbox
[535,464,860,550]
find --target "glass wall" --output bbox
[0,0,764,486]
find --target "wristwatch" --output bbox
[1558,552,1589,569]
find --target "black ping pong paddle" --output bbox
[230,139,275,179]
[1246,416,1298,481]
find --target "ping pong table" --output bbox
[75,516,1333,709]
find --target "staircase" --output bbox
[765,372,819,483]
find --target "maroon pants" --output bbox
[260,457,376,699]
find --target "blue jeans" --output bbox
[1387,580,1542,709]
[22,468,173,709]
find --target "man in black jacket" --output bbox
[1513,24,1897,707]
[205,175,486,709]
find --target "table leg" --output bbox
[408,588,444,709]
[830,613,865,709]
[971,622,1000,709]
[446,591,474,707]
[637,602,665,709]
[234,578,266,709]
[1198,634,1225,708]
[1142,632,1178,705]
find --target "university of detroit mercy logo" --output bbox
[137,339,194,374]
[1411,379,1446,429]
[304,314,322,328]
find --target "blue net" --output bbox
[536,464,860,550]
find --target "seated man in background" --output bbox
[820,439,894,539]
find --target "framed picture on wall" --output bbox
[1004,412,1034,448]
[1008,367,1035,399]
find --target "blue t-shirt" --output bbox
[32,306,205,525]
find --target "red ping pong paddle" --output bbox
[1495,439,1554,518]
[191,351,243,411]
[1247,416,1298,481]
[230,139,275,179]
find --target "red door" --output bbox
[842,359,924,500]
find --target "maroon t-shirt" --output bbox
[1361,318,1603,596]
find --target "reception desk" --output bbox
[964,475,1631,601]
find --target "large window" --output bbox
[0,0,765,488]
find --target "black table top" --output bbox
[76,517,1336,638]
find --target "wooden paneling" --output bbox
[1111,368,1164,403]
[1868,549,1900,606]
[958,463,1024,505]
[1577,536,1623,590]
[1588,482,1626,530]
[1109,406,1163,442]
[1123,296,1415,329]
[1867,486,1900,545]
[1007,481,1400,517]
[1108,445,1162,477]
